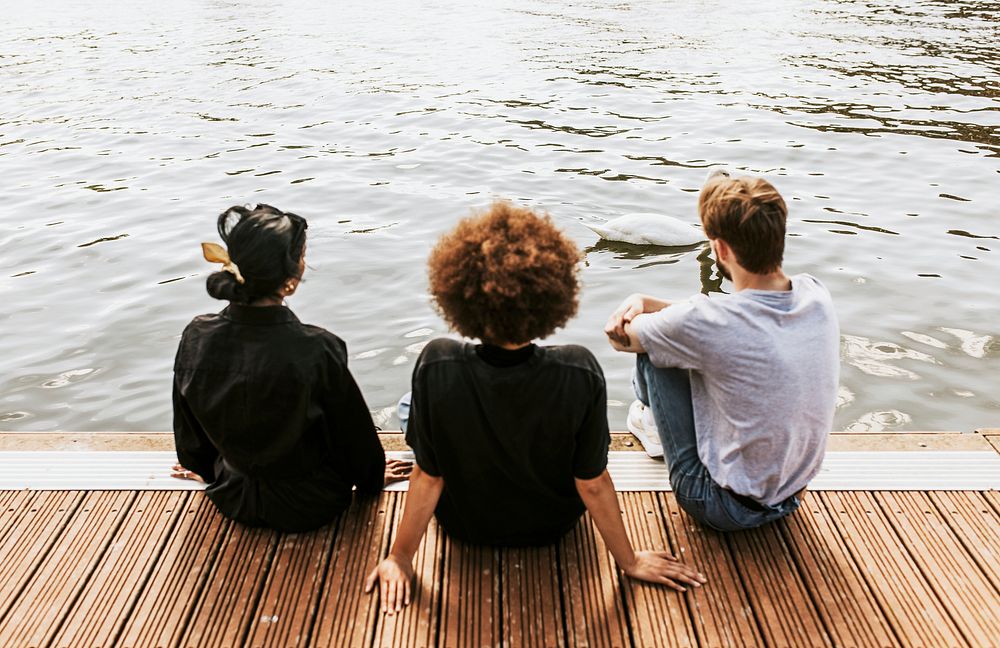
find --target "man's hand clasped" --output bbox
[604,293,646,347]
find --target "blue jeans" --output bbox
[633,354,800,532]
[397,392,411,433]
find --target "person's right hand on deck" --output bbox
[576,470,706,590]
[622,550,706,591]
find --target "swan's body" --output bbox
[587,212,705,246]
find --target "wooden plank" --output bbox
[726,519,832,647]
[311,493,396,646]
[118,493,230,647]
[984,490,1000,517]
[180,523,278,648]
[245,522,339,648]
[0,491,83,625]
[372,501,445,648]
[984,434,1000,456]
[821,492,966,646]
[876,491,1000,645]
[659,494,763,647]
[558,513,630,647]
[0,490,37,542]
[0,491,134,647]
[440,540,499,648]
[52,491,188,647]
[928,492,1000,590]
[618,492,698,648]
[781,496,898,647]
[502,543,565,648]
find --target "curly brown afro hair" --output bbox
[428,202,581,345]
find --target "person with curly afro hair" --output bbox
[365,202,705,614]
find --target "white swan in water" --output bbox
[586,213,705,246]
[586,169,729,246]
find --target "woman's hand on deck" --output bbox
[384,459,413,486]
[364,554,415,614]
[623,550,707,591]
[170,463,206,483]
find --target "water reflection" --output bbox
[697,246,725,295]
[847,409,912,432]
[585,240,704,271]
[842,335,937,380]
[0,0,997,432]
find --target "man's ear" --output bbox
[713,238,733,262]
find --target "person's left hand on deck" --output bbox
[170,463,206,483]
[384,459,413,486]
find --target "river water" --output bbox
[1,0,997,432]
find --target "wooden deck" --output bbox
[0,432,998,647]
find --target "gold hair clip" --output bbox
[201,242,245,284]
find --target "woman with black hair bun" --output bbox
[171,203,411,532]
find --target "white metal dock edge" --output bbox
[0,450,998,491]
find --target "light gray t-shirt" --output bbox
[632,274,839,505]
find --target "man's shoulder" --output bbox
[792,273,833,301]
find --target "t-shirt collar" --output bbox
[221,303,300,325]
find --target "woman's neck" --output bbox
[245,296,284,307]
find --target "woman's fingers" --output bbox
[380,576,390,613]
[389,463,413,476]
[363,566,378,593]
[661,560,706,585]
[391,578,404,614]
[658,576,686,592]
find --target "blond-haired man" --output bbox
[606,174,839,531]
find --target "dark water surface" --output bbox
[1,0,997,432]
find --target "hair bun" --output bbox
[206,270,247,303]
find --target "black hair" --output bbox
[206,203,308,304]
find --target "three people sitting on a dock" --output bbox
[604,174,839,531]
[364,203,706,613]
[171,172,835,608]
[171,203,410,532]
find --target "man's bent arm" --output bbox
[607,319,647,354]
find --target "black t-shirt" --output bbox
[405,338,610,546]
[173,304,385,532]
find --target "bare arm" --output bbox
[605,294,671,353]
[606,319,646,354]
[364,465,444,613]
[576,470,706,590]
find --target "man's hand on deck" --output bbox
[365,554,415,614]
[622,550,707,591]
[384,459,413,486]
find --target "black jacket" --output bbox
[173,304,384,531]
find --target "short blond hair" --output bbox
[698,177,787,274]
